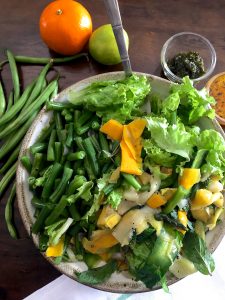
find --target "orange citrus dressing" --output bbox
[209,74,225,119]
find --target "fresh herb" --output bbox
[182,231,215,275]
[75,260,117,284]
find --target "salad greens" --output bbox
[24,74,225,292]
[68,74,151,122]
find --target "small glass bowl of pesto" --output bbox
[161,32,216,83]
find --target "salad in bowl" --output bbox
[17,73,225,292]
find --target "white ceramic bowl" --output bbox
[16,72,225,293]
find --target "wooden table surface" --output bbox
[0,0,225,299]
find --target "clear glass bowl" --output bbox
[161,32,217,83]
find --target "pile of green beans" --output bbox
[22,95,144,259]
[0,50,87,239]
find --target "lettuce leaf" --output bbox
[68,75,151,123]
[143,139,177,167]
[106,188,123,209]
[170,77,215,124]
[145,116,194,159]
[197,129,225,151]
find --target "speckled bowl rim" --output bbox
[16,71,225,294]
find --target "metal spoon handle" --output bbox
[103,0,132,76]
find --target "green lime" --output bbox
[89,24,129,65]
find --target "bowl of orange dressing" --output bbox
[206,72,225,125]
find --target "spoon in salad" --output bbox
[103,0,132,76]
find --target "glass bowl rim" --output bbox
[161,31,217,83]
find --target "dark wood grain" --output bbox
[0,0,225,299]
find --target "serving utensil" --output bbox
[103,0,132,76]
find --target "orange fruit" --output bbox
[39,0,92,55]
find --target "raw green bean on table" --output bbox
[6,90,13,112]
[7,50,20,102]
[21,62,52,111]
[0,77,6,116]
[0,143,21,174]
[0,163,17,198]
[0,79,57,139]
[0,80,35,126]
[0,111,38,160]
[4,183,18,239]
[0,53,88,67]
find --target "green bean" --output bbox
[74,110,81,126]
[0,80,57,139]
[76,111,93,127]
[102,162,114,174]
[65,113,73,122]
[49,167,73,203]
[30,142,47,155]
[99,132,110,159]
[41,162,62,199]
[32,205,53,234]
[47,129,56,161]
[31,197,46,209]
[46,101,75,111]
[74,137,85,151]
[89,135,101,152]
[45,195,69,225]
[36,122,55,143]
[191,149,208,168]
[76,168,85,176]
[0,77,6,116]
[163,186,189,214]
[0,163,17,198]
[91,120,100,130]
[0,143,21,174]
[39,233,49,252]
[6,90,13,112]
[103,183,116,195]
[55,142,62,162]
[61,109,69,116]
[6,53,88,65]
[66,123,74,147]
[67,175,86,196]
[122,173,141,191]
[82,137,99,177]
[22,63,52,111]
[67,151,86,161]
[68,205,81,222]
[20,155,32,173]
[4,183,18,239]
[0,111,38,160]
[7,50,20,102]
[84,157,95,180]
[0,80,35,126]
[54,112,63,142]
[31,153,44,177]
[76,120,92,135]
